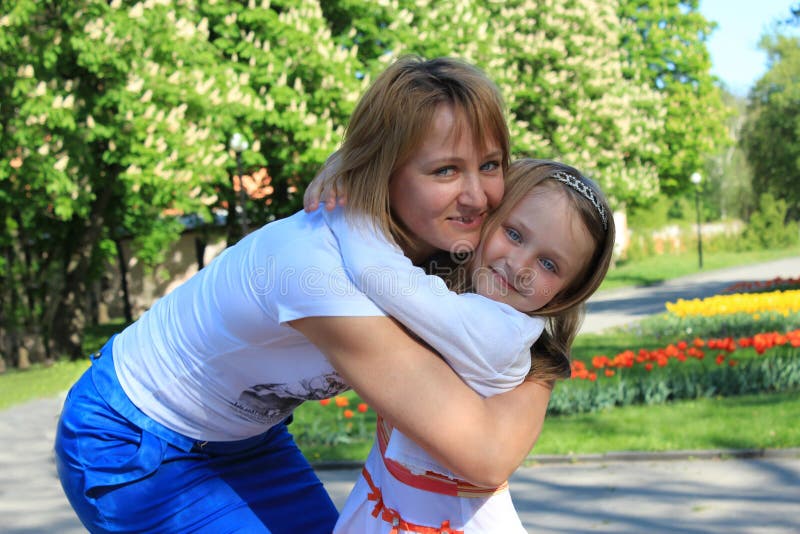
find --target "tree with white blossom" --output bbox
[328,0,664,206]
[198,0,366,223]
[2,1,248,361]
[0,0,731,367]
[0,0,368,364]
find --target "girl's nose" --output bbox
[509,252,537,289]
[515,265,537,289]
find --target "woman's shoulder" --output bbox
[247,209,385,321]
[252,209,341,265]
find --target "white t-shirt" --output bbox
[113,209,386,441]
[325,209,545,477]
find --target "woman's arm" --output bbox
[325,208,543,389]
[290,315,551,487]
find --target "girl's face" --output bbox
[389,105,504,263]
[472,186,595,313]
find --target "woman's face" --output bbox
[472,186,595,313]
[389,105,504,263]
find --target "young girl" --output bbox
[323,158,615,532]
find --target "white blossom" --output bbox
[54,155,69,172]
[129,3,144,18]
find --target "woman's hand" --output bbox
[304,152,347,212]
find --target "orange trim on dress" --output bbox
[362,465,465,534]
[376,416,508,498]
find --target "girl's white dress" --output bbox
[324,210,544,533]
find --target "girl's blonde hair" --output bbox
[477,158,616,382]
[331,55,510,249]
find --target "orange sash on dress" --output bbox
[375,416,508,498]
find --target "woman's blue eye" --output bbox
[540,258,556,272]
[504,227,522,243]
[434,166,456,177]
[480,160,500,172]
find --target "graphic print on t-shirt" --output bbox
[232,372,349,426]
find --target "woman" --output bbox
[55,56,551,533]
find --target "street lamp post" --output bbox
[229,133,250,236]
[690,172,703,269]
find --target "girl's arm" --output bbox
[325,209,543,389]
[303,151,344,212]
[290,315,551,487]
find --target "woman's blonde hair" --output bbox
[332,56,510,248]
[475,158,616,382]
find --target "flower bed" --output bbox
[291,392,374,456]
[553,285,800,416]
[665,289,800,317]
[617,288,800,341]
[550,330,800,416]
[571,330,800,381]
[723,276,800,294]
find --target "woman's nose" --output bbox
[458,174,488,211]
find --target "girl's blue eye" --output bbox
[504,227,522,243]
[540,258,556,272]
[480,160,500,172]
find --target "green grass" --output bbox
[291,391,377,463]
[291,389,800,462]
[530,390,800,457]
[600,245,800,291]
[2,357,795,460]
[0,319,124,410]
[0,359,89,410]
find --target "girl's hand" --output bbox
[304,152,347,212]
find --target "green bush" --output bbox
[696,228,744,254]
[621,233,656,262]
[740,193,800,250]
[621,226,742,263]
[627,195,673,230]
[623,310,800,342]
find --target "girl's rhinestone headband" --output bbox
[551,171,608,230]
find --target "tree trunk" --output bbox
[1,237,25,367]
[115,237,133,324]
[226,172,242,246]
[194,235,206,271]
[46,185,115,360]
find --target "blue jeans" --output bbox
[54,338,338,533]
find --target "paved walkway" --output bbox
[2,257,799,533]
